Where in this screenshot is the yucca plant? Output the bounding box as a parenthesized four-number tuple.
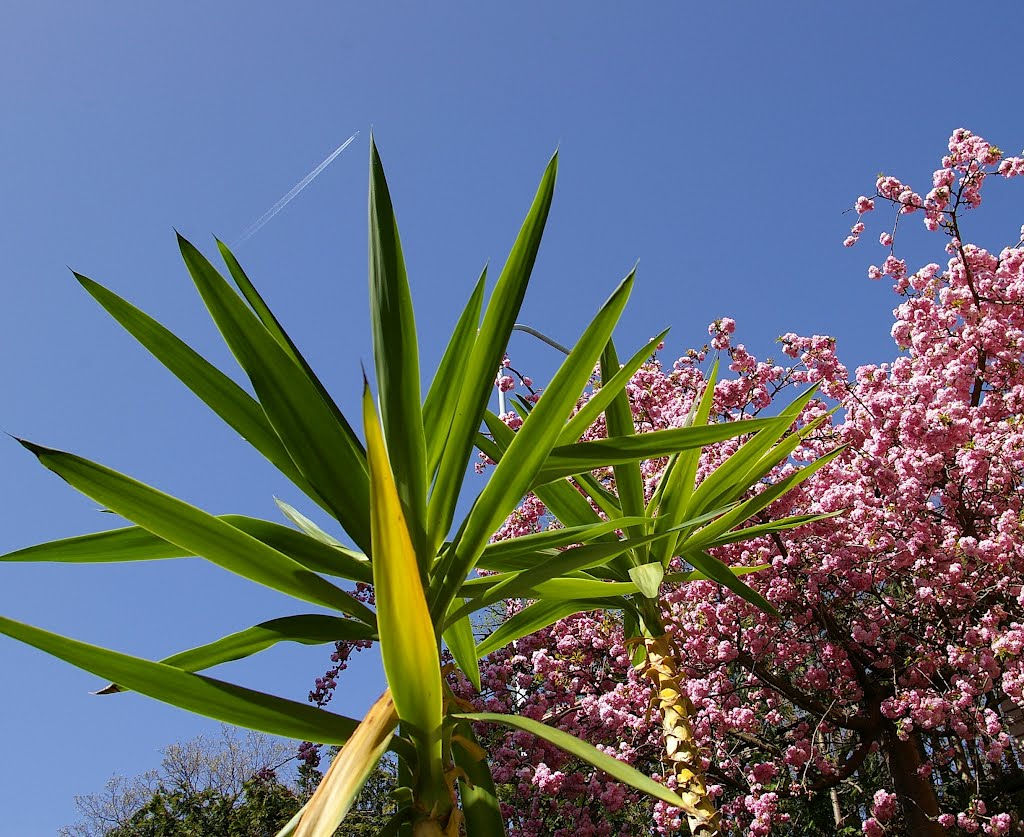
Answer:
(475, 346, 842, 834)
(1, 138, 821, 835)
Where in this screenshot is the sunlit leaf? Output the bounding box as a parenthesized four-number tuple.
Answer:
(363, 384, 442, 767)
(274, 498, 346, 547)
(433, 270, 635, 618)
(96, 615, 376, 694)
(0, 514, 373, 585)
(681, 550, 779, 617)
(295, 690, 398, 837)
(423, 267, 486, 481)
(679, 447, 844, 556)
(557, 329, 669, 446)
(17, 441, 364, 614)
(476, 517, 646, 572)
(368, 138, 429, 567)
(75, 273, 318, 502)
(443, 598, 481, 691)
(216, 239, 359, 442)
(452, 719, 503, 837)
(0, 615, 360, 745)
(453, 712, 699, 815)
(178, 235, 371, 553)
(532, 416, 778, 486)
(475, 598, 630, 659)
(650, 359, 719, 566)
(428, 152, 558, 554)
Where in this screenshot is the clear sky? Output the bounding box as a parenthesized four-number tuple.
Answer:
(2, 3, 1022, 833)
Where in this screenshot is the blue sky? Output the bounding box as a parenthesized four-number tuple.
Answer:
(2, 3, 1023, 832)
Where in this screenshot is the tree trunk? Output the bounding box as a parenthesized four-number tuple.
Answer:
(642, 634, 721, 836)
(884, 728, 946, 836)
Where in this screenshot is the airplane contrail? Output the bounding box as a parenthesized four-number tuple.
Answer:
(231, 132, 360, 247)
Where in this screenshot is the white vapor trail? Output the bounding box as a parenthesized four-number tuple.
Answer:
(231, 132, 360, 247)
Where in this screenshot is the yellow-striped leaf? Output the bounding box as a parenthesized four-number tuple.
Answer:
(363, 384, 442, 765)
(295, 689, 398, 837)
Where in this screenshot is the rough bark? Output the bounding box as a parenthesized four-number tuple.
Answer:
(642, 634, 721, 836)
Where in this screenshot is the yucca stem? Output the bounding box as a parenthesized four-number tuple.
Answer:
(412, 820, 446, 837)
(641, 633, 721, 836)
(410, 801, 461, 836)
(408, 739, 461, 837)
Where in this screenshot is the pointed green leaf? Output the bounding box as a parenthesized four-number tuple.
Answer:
(451, 518, 723, 624)
(682, 550, 778, 616)
(532, 478, 609, 533)
(663, 564, 768, 584)
(688, 410, 830, 534)
(644, 452, 677, 517)
(651, 360, 719, 566)
(423, 267, 487, 481)
(510, 392, 535, 416)
(223, 515, 371, 585)
(595, 338, 650, 562)
(433, 271, 635, 617)
(97, 614, 375, 693)
(1, 515, 373, 586)
(452, 712, 699, 815)
(178, 235, 371, 553)
(679, 447, 844, 556)
(18, 440, 366, 615)
(725, 412, 833, 504)
(368, 139, 428, 567)
(451, 720, 504, 837)
(684, 387, 818, 520)
(700, 511, 842, 549)
(476, 516, 647, 572)
(178, 513, 370, 584)
(443, 598, 481, 691)
(521, 577, 638, 598)
(0, 615, 360, 745)
(476, 598, 629, 659)
(481, 408, 619, 552)
(75, 273, 319, 504)
(532, 416, 778, 486)
(557, 330, 669, 446)
(363, 385, 442, 766)
(1, 524, 188, 565)
(216, 239, 360, 443)
(480, 408, 630, 580)
(573, 472, 623, 519)
(428, 152, 558, 554)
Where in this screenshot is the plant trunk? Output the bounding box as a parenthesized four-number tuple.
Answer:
(642, 634, 721, 836)
(884, 728, 946, 836)
(411, 809, 461, 837)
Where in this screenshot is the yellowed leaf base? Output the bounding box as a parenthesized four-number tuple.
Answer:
(642, 634, 721, 837)
(412, 806, 462, 837)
